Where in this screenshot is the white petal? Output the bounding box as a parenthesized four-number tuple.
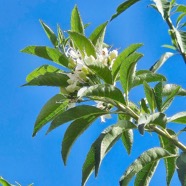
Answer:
(77, 87, 88, 97)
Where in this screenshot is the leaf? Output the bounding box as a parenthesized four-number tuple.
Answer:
(140, 98, 150, 114)
(154, 82, 163, 112)
(162, 84, 186, 96)
(159, 129, 178, 186)
(89, 22, 108, 50)
(119, 147, 175, 186)
(82, 121, 136, 186)
(176, 152, 186, 186)
(78, 84, 126, 105)
(21, 46, 69, 67)
(0, 177, 11, 186)
(33, 94, 69, 136)
(176, 5, 186, 13)
(168, 112, 186, 124)
(110, 0, 140, 21)
(112, 43, 143, 81)
(120, 53, 143, 94)
(134, 161, 159, 186)
(23, 65, 69, 87)
(48, 105, 109, 133)
(57, 24, 65, 45)
(150, 52, 174, 73)
(162, 44, 176, 50)
(71, 5, 84, 35)
(175, 30, 186, 54)
(62, 115, 98, 165)
(121, 129, 133, 155)
(132, 70, 166, 88)
(40, 20, 58, 47)
(84, 60, 113, 84)
(161, 86, 180, 112)
(68, 31, 96, 58)
(176, 13, 186, 27)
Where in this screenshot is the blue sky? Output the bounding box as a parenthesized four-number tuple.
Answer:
(0, 0, 186, 185)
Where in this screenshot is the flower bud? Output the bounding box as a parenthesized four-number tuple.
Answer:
(109, 50, 118, 61)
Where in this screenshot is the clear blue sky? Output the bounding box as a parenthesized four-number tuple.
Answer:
(0, 0, 186, 185)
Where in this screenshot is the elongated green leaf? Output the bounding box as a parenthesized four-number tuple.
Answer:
(176, 152, 186, 186)
(134, 161, 159, 186)
(162, 84, 186, 96)
(159, 129, 178, 186)
(85, 60, 113, 84)
(176, 13, 186, 27)
(82, 121, 136, 186)
(162, 44, 176, 50)
(33, 94, 69, 136)
(168, 112, 186, 124)
(121, 129, 133, 155)
(57, 24, 65, 46)
(132, 70, 166, 88)
(150, 52, 174, 73)
(162, 86, 180, 112)
(71, 5, 84, 35)
(0, 177, 11, 186)
(143, 81, 156, 113)
(112, 43, 143, 81)
(154, 82, 163, 112)
(78, 84, 126, 105)
(176, 5, 186, 13)
(89, 22, 108, 50)
(110, 0, 140, 21)
(40, 20, 58, 47)
(68, 31, 96, 58)
(175, 30, 186, 54)
(62, 115, 98, 165)
(120, 53, 143, 94)
(21, 46, 69, 67)
(120, 147, 175, 186)
(140, 98, 150, 114)
(48, 105, 108, 133)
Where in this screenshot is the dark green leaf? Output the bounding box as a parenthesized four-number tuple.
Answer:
(48, 105, 108, 133)
(140, 98, 150, 114)
(71, 5, 84, 35)
(168, 112, 186, 124)
(110, 0, 140, 21)
(40, 20, 58, 47)
(119, 147, 175, 186)
(175, 30, 186, 54)
(33, 94, 69, 136)
(21, 46, 69, 67)
(121, 129, 133, 154)
(154, 82, 163, 112)
(134, 161, 159, 186)
(68, 31, 96, 58)
(162, 84, 186, 96)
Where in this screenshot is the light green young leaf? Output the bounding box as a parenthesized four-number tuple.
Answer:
(162, 44, 176, 50)
(57, 24, 65, 46)
(176, 5, 186, 13)
(110, 0, 140, 21)
(40, 20, 58, 47)
(112, 43, 143, 81)
(150, 52, 174, 73)
(33, 94, 69, 136)
(162, 84, 186, 96)
(154, 82, 163, 112)
(0, 177, 11, 186)
(168, 112, 186, 124)
(134, 161, 159, 186)
(119, 147, 175, 186)
(82, 121, 136, 186)
(62, 115, 98, 165)
(71, 5, 84, 35)
(68, 31, 96, 58)
(21, 46, 69, 67)
(48, 105, 109, 133)
(159, 129, 178, 186)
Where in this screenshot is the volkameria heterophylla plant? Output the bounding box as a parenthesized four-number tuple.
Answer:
(20, 0, 186, 185)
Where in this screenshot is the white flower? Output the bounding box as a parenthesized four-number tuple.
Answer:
(109, 50, 118, 61)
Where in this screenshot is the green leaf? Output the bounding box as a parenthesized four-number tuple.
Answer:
(68, 31, 96, 58)
(62, 115, 98, 165)
(175, 30, 186, 54)
(85, 60, 113, 84)
(78, 84, 126, 105)
(162, 84, 186, 96)
(0, 177, 11, 186)
(162, 86, 180, 112)
(48, 105, 108, 133)
(57, 24, 65, 46)
(89, 22, 108, 50)
(134, 161, 159, 186)
(162, 44, 177, 50)
(150, 52, 174, 73)
(33, 94, 69, 136)
(132, 70, 166, 88)
(176, 5, 186, 13)
(143, 81, 156, 113)
(110, 0, 140, 21)
(176, 13, 186, 27)
(121, 129, 133, 155)
(120, 53, 143, 94)
(168, 112, 186, 124)
(82, 121, 136, 186)
(21, 46, 69, 67)
(40, 20, 58, 47)
(176, 152, 186, 186)
(112, 43, 143, 81)
(71, 5, 84, 35)
(119, 147, 175, 186)
(140, 98, 150, 114)
(159, 129, 178, 186)
(154, 82, 163, 112)
(23, 65, 69, 87)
